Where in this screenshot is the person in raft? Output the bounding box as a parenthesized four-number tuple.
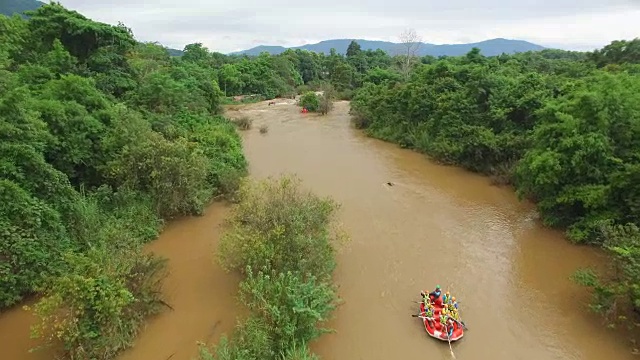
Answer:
(449, 297, 458, 310)
(442, 290, 451, 304)
(421, 298, 435, 318)
(447, 298, 460, 321)
(427, 285, 442, 300)
(441, 308, 455, 337)
(420, 290, 430, 304)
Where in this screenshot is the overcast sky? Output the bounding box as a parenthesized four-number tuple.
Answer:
(56, 0, 640, 53)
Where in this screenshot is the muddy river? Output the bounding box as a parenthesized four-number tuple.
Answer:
(0, 100, 636, 360)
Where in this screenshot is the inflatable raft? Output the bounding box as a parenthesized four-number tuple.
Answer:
(418, 299, 464, 342)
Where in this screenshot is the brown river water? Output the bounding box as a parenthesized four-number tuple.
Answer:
(0, 100, 636, 360)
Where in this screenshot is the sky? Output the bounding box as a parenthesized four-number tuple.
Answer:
(56, 0, 640, 53)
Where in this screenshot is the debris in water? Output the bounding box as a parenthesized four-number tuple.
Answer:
(386, 182, 394, 187)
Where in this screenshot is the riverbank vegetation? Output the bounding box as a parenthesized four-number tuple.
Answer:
(198, 175, 347, 359)
(1, 3, 245, 358)
(349, 38, 640, 329)
(299, 87, 337, 115)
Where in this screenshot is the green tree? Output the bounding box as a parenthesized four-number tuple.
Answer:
(346, 40, 362, 58)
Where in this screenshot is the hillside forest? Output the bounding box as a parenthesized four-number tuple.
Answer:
(2, 2, 640, 359)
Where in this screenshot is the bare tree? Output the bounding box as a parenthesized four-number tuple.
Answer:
(399, 28, 422, 80)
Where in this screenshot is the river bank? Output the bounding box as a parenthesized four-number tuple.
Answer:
(0, 203, 242, 360)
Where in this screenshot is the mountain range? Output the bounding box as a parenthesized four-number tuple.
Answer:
(0, 0, 44, 17)
(2, 0, 548, 57)
(231, 38, 547, 57)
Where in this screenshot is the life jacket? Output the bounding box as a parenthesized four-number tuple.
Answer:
(425, 306, 433, 317)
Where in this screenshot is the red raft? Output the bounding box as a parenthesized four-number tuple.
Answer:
(418, 299, 464, 342)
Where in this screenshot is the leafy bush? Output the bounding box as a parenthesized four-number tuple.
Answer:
(296, 84, 311, 95)
(318, 85, 336, 115)
(198, 317, 275, 360)
(0, 179, 71, 307)
(30, 245, 168, 359)
(202, 175, 346, 360)
(573, 221, 640, 324)
(238, 268, 337, 353)
(299, 92, 320, 112)
(217, 175, 344, 279)
(232, 116, 253, 130)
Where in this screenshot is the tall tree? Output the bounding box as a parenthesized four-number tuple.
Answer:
(346, 40, 362, 58)
(399, 28, 422, 80)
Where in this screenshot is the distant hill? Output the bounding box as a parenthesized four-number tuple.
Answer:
(167, 48, 184, 57)
(232, 38, 548, 57)
(1, 2, 544, 58)
(0, 0, 45, 17)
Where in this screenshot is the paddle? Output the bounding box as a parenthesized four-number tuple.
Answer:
(446, 323, 456, 359)
(412, 314, 434, 320)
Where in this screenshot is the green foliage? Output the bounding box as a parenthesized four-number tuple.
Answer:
(588, 38, 640, 68)
(318, 85, 336, 115)
(218, 176, 342, 279)
(31, 244, 168, 359)
(514, 72, 640, 242)
(572, 222, 640, 327)
(103, 120, 211, 218)
(299, 92, 320, 112)
(239, 268, 337, 353)
(231, 116, 253, 130)
(0, 179, 70, 307)
(203, 176, 346, 360)
(0, 3, 247, 359)
(198, 317, 277, 360)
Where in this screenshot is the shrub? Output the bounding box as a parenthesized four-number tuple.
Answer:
(296, 84, 311, 95)
(298, 92, 319, 112)
(318, 85, 336, 115)
(104, 133, 211, 218)
(232, 116, 253, 130)
(259, 124, 269, 134)
(336, 89, 353, 100)
(238, 267, 337, 353)
(573, 221, 640, 327)
(0, 179, 71, 307)
(30, 245, 168, 359)
(203, 175, 347, 360)
(198, 317, 274, 360)
(29, 186, 168, 359)
(217, 175, 344, 279)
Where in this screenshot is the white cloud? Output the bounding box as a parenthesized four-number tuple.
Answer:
(56, 0, 640, 53)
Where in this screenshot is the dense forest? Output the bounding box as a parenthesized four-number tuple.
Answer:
(3, 1, 640, 359)
(0, 3, 249, 358)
